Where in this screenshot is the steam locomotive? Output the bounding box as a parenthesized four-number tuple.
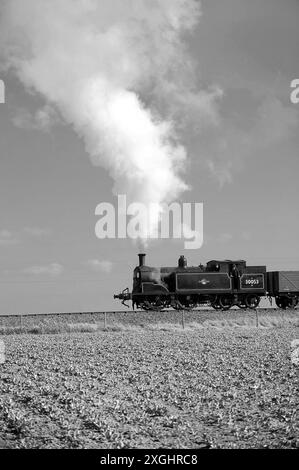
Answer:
(114, 254, 299, 311)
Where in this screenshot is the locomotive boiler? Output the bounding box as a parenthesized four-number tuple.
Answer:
(114, 254, 299, 311)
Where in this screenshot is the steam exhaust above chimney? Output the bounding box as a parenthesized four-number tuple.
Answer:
(138, 253, 146, 267)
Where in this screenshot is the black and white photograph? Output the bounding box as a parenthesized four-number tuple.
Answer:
(0, 0, 298, 458)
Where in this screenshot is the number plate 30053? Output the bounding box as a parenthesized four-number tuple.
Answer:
(241, 275, 264, 289)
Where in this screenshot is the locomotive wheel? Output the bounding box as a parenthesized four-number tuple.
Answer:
(140, 301, 153, 311)
(172, 297, 196, 311)
(237, 297, 247, 309)
(211, 301, 222, 310)
(182, 296, 197, 310)
(151, 297, 168, 311)
(187, 298, 197, 310)
(185, 302, 197, 310)
(275, 296, 288, 310)
(141, 297, 168, 311)
(238, 303, 247, 310)
(172, 299, 185, 310)
(211, 296, 222, 310)
(245, 294, 260, 309)
(219, 295, 234, 310)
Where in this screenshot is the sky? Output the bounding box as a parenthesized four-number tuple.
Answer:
(0, 0, 298, 314)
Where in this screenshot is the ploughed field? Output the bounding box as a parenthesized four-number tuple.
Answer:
(0, 310, 298, 449)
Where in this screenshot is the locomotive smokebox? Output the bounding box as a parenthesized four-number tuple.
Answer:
(138, 253, 146, 267)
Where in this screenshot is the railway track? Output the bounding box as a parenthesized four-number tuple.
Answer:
(0, 306, 294, 318)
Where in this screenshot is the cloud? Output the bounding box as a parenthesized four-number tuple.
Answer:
(0, 0, 222, 242)
(23, 227, 51, 237)
(12, 104, 59, 132)
(204, 94, 299, 187)
(87, 259, 113, 273)
(217, 232, 233, 243)
(0, 227, 51, 246)
(23, 263, 63, 276)
(206, 159, 233, 188)
(0, 230, 19, 246)
(241, 231, 252, 242)
(155, 83, 223, 131)
(254, 96, 299, 145)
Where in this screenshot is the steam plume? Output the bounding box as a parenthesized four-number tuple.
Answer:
(0, 0, 215, 240)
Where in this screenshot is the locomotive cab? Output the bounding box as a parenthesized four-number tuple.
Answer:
(206, 260, 246, 274)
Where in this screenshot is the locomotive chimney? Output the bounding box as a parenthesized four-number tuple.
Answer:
(178, 255, 187, 268)
(138, 253, 146, 267)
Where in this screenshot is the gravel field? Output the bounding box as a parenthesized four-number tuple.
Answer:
(0, 319, 298, 449)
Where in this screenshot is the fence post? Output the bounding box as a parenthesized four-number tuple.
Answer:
(255, 309, 259, 328)
(0, 340, 5, 364)
(104, 312, 107, 330)
(182, 310, 185, 330)
(20, 314, 24, 330)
